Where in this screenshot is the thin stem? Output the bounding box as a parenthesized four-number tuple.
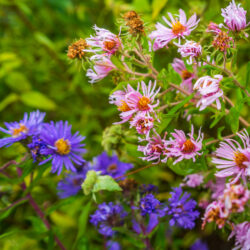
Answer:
(115, 164, 154, 180)
(0, 197, 28, 212)
(158, 88, 174, 97)
(205, 129, 244, 146)
(157, 101, 183, 112)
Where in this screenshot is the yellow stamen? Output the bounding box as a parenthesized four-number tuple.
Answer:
(182, 139, 195, 153)
(234, 152, 248, 169)
(138, 96, 150, 111)
(12, 124, 28, 138)
(181, 70, 192, 80)
(55, 138, 71, 155)
(118, 101, 131, 112)
(104, 40, 117, 51)
(172, 21, 186, 35)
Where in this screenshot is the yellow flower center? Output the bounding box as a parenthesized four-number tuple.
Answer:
(104, 40, 117, 51)
(181, 70, 192, 80)
(55, 138, 71, 155)
(182, 139, 195, 153)
(172, 21, 186, 35)
(12, 124, 28, 138)
(138, 96, 150, 111)
(234, 152, 248, 169)
(118, 100, 131, 112)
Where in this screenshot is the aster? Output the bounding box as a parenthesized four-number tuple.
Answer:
(106, 241, 121, 250)
(39, 121, 86, 175)
(90, 202, 127, 237)
(117, 81, 160, 124)
(129, 113, 154, 136)
(193, 75, 224, 111)
(190, 239, 208, 250)
(202, 200, 228, 229)
(212, 129, 250, 184)
(149, 9, 200, 51)
(175, 40, 202, 64)
(206, 22, 221, 34)
(139, 184, 158, 195)
(57, 167, 89, 198)
(229, 222, 250, 250)
(27, 136, 47, 161)
(139, 193, 163, 216)
(221, 0, 248, 32)
(182, 173, 204, 188)
(138, 131, 167, 163)
(221, 184, 249, 213)
(87, 56, 116, 83)
(86, 25, 122, 57)
(91, 152, 133, 180)
(172, 58, 195, 93)
(164, 125, 203, 164)
(166, 187, 199, 229)
(0, 110, 45, 148)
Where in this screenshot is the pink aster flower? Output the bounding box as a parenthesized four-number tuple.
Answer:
(212, 129, 250, 184)
(222, 184, 249, 213)
(206, 177, 226, 200)
(193, 75, 224, 111)
(175, 41, 202, 64)
(87, 57, 116, 83)
(164, 125, 203, 164)
(111, 81, 160, 124)
(206, 22, 221, 34)
(130, 113, 154, 136)
(229, 222, 250, 250)
(149, 9, 200, 51)
(138, 131, 167, 163)
(202, 200, 228, 229)
(221, 0, 248, 32)
(172, 58, 195, 93)
(86, 25, 122, 56)
(181, 173, 204, 188)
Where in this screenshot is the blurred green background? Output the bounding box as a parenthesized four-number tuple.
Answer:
(0, 0, 249, 249)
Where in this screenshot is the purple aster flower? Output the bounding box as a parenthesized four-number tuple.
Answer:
(190, 239, 209, 250)
(27, 136, 47, 161)
(91, 152, 133, 180)
(139, 194, 161, 216)
(106, 241, 121, 250)
(181, 174, 204, 188)
(0, 110, 45, 148)
(39, 121, 86, 175)
(166, 187, 199, 229)
(149, 9, 200, 50)
(221, 0, 248, 32)
(229, 222, 250, 250)
(212, 129, 250, 184)
(57, 167, 89, 198)
(164, 125, 203, 164)
(175, 40, 202, 64)
(193, 75, 224, 111)
(90, 202, 127, 237)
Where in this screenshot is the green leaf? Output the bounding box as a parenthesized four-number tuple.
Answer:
(226, 107, 239, 133)
(110, 55, 124, 70)
(246, 61, 250, 88)
(20, 91, 56, 110)
(5, 72, 31, 92)
(34, 32, 55, 50)
(92, 175, 122, 192)
(152, 0, 168, 19)
(158, 93, 194, 133)
(81, 170, 98, 195)
(0, 93, 19, 111)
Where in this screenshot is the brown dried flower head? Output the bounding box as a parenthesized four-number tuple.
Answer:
(212, 31, 233, 52)
(67, 38, 88, 60)
(119, 178, 138, 193)
(123, 11, 144, 36)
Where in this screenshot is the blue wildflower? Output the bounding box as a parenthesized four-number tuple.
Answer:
(106, 240, 121, 250)
(91, 152, 133, 179)
(39, 121, 86, 174)
(139, 194, 161, 216)
(190, 239, 209, 250)
(0, 110, 45, 148)
(90, 202, 127, 237)
(166, 187, 199, 229)
(57, 166, 89, 198)
(27, 136, 47, 161)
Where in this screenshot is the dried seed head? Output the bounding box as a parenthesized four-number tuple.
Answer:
(123, 11, 139, 21)
(67, 39, 88, 60)
(119, 179, 138, 193)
